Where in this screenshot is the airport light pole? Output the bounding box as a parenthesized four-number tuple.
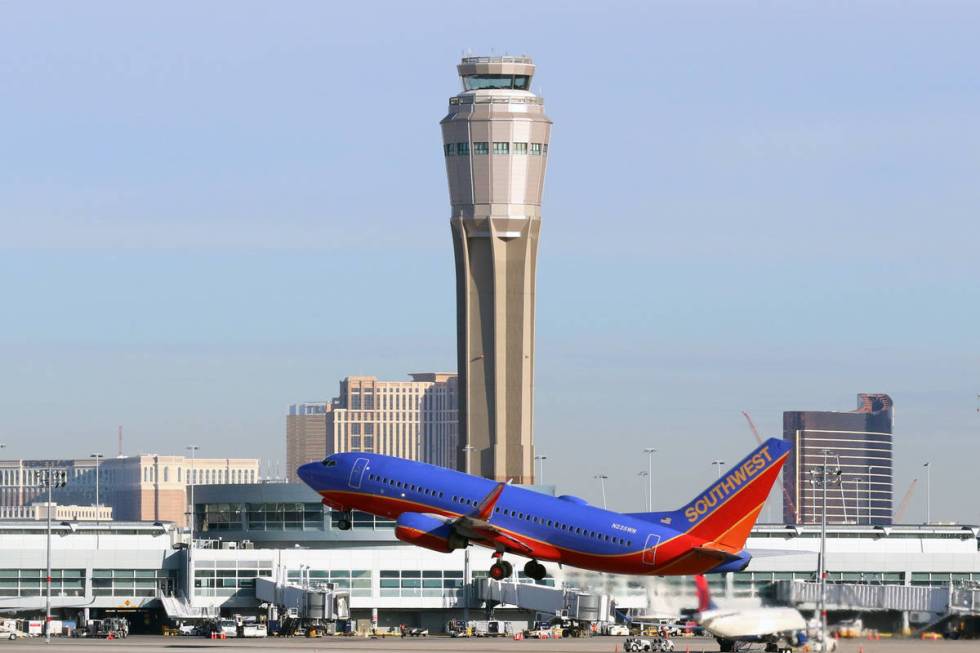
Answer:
(643, 448, 656, 511)
(809, 450, 842, 651)
(461, 445, 475, 625)
(594, 474, 608, 509)
(638, 471, 649, 512)
(89, 453, 103, 527)
(711, 460, 725, 479)
(186, 445, 199, 603)
(39, 466, 67, 643)
(923, 462, 931, 524)
(534, 455, 547, 484)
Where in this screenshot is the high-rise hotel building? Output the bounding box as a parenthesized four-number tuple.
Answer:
(285, 373, 459, 480)
(783, 393, 894, 525)
(441, 56, 551, 483)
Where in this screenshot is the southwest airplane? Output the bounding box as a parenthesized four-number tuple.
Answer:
(297, 438, 790, 581)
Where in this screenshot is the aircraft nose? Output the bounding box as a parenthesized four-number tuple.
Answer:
(296, 462, 320, 488)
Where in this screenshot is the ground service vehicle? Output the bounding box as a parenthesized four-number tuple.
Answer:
(625, 636, 675, 651)
(242, 622, 267, 637)
(603, 624, 629, 636)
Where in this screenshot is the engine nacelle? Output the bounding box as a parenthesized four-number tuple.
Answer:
(395, 512, 467, 553)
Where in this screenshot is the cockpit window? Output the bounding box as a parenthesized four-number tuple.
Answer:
(322, 459, 337, 468)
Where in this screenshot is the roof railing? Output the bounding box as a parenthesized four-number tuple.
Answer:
(461, 56, 533, 64)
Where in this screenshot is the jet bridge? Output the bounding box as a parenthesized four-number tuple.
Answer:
(476, 578, 611, 621)
(254, 577, 350, 620)
(775, 580, 980, 616)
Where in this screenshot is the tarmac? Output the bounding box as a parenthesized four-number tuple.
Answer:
(0, 636, 976, 652)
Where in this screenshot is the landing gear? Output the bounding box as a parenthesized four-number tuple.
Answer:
(524, 559, 547, 581)
(488, 559, 513, 580)
(335, 511, 352, 531)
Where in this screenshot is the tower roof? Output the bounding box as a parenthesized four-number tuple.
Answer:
(458, 56, 535, 79)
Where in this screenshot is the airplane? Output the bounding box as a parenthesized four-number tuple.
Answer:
(297, 438, 790, 581)
(693, 574, 809, 652)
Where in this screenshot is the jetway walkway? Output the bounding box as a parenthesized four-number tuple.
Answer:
(775, 580, 980, 616)
(254, 577, 350, 620)
(476, 579, 611, 621)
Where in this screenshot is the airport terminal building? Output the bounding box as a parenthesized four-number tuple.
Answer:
(1, 481, 979, 634)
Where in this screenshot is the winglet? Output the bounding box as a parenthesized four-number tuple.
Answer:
(474, 482, 506, 521)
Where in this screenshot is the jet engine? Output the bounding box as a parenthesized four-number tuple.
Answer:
(395, 512, 467, 553)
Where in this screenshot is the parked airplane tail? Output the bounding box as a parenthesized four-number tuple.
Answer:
(629, 438, 791, 554)
(694, 574, 718, 612)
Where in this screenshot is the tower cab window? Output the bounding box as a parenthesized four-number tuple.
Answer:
(463, 74, 531, 91)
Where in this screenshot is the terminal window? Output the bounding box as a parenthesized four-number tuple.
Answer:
(287, 569, 371, 597)
(0, 568, 84, 597)
(380, 569, 463, 598)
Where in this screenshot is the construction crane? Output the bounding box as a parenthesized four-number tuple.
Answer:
(741, 411, 797, 520)
(894, 478, 918, 523)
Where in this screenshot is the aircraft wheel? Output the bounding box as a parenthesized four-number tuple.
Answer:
(489, 562, 507, 580)
(523, 560, 546, 581)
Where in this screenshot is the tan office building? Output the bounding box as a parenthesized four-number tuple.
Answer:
(286, 373, 459, 479)
(441, 56, 551, 483)
(0, 456, 259, 527)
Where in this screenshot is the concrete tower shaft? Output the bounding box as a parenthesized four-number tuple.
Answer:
(440, 56, 552, 483)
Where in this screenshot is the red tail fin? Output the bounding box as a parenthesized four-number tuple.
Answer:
(680, 438, 791, 552)
(694, 575, 715, 612)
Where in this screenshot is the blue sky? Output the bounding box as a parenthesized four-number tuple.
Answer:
(1, 1, 978, 522)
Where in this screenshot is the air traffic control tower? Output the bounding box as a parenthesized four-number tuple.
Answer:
(440, 56, 552, 483)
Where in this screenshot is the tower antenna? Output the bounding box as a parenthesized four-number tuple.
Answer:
(117, 425, 123, 457)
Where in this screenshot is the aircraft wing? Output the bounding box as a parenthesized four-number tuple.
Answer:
(451, 482, 536, 555)
(461, 519, 536, 555)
